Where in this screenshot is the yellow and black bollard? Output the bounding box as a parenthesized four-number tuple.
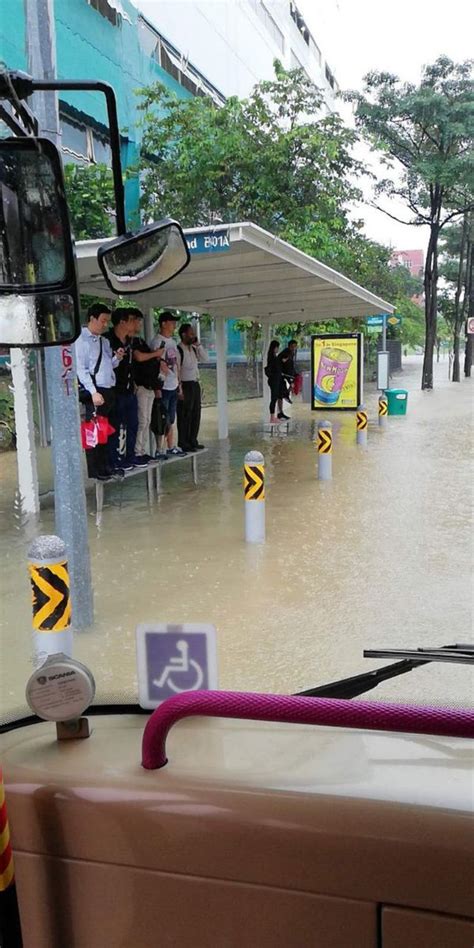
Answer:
(244, 451, 265, 543)
(378, 396, 388, 428)
(0, 768, 23, 947)
(356, 407, 368, 446)
(28, 535, 73, 668)
(317, 420, 332, 480)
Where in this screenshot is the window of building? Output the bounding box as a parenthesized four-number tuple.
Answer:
(60, 115, 112, 166)
(249, 0, 285, 53)
(137, 17, 226, 107)
(289, 1, 310, 46)
(87, 0, 120, 27)
(325, 64, 335, 90)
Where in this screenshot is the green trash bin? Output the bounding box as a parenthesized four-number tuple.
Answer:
(385, 388, 408, 416)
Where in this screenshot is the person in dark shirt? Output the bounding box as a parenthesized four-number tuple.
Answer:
(277, 339, 298, 419)
(265, 340, 281, 424)
(106, 307, 146, 471)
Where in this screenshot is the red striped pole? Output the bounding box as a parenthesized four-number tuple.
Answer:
(0, 768, 22, 946)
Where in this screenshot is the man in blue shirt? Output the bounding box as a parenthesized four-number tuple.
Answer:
(75, 303, 124, 480)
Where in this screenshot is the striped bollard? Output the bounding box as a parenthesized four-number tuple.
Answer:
(28, 536, 73, 668)
(317, 420, 332, 480)
(244, 451, 265, 543)
(378, 396, 388, 428)
(0, 768, 23, 947)
(356, 407, 368, 446)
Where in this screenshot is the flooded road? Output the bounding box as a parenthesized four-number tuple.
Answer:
(1, 356, 472, 720)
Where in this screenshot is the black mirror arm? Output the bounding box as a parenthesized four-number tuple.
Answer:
(25, 79, 126, 236)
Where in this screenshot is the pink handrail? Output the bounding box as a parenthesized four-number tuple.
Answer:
(142, 690, 474, 770)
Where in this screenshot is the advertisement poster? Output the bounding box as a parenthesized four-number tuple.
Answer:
(311, 333, 363, 410)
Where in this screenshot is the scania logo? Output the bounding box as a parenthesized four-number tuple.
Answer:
(48, 671, 75, 681)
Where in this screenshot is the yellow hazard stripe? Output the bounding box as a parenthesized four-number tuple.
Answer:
(0, 858, 15, 892)
(0, 821, 10, 854)
(244, 464, 265, 500)
(356, 413, 368, 430)
(318, 430, 332, 454)
(29, 561, 71, 632)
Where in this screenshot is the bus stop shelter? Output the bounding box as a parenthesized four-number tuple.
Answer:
(76, 222, 395, 439)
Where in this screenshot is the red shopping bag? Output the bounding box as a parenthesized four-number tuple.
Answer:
(293, 373, 303, 396)
(81, 415, 115, 449)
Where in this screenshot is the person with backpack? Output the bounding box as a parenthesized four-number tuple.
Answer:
(265, 339, 281, 424)
(150, 312, 184, 457)
(75, 303, 124, 480)
(177, 323, 208, 452)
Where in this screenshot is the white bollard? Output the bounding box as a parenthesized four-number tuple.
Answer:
(356, 407, 368, 446)
(317, 420, 332, 480)
(28, 535, 73, 668)
(378, 396, 388, 428)
(244, 451, 265, 543)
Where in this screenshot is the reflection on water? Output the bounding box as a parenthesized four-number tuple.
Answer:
(0, 357, 472, 718)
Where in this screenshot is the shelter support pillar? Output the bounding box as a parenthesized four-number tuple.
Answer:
(10, 348, 40, 515)
(215, 316, 229, 440)
(262, 322, 272, 421)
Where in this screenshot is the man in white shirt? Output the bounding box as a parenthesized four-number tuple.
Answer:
(177, 323, 208, 451)
(75, 303, 124, 480)
(151, 311, 184, 457)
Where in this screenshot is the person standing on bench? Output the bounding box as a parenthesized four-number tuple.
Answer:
(133, 320, 169, 459)
(177, 323, 208, 452)
(75, 303, 124, 481)
(151, 312, 184, 457)
(106, 307, 147, 472)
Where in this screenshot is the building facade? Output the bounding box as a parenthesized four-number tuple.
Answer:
(390, 249, 424, 278)
(137, 0, 338, 107)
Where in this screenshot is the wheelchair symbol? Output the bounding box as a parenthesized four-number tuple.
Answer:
(153, 640, 204, 694)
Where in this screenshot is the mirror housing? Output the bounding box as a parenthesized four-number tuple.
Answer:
(0, 137, 81, 346)
(97, 220, 190, 296)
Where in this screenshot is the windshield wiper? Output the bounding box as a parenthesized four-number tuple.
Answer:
(295, 643, 473, 700)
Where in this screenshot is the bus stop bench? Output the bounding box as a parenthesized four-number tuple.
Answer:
(94, 450, 208, 526)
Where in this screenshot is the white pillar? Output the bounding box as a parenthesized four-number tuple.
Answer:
(144, 307, 154, 344)
(262, 322, 272, 421)
(215, 316, 229, 440)
(10, 348, 40, 515)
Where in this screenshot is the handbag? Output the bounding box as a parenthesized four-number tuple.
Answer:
(80, 414, 115, 450)
(78, 338, 103, 404)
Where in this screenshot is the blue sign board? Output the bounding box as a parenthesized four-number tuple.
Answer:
(366, 315, 385, 327)
(136, 623, 218, 709)
(186, 230, 231, 254)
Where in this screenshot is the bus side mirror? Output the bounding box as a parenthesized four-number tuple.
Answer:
(0, 137, 81, 346)
(97, 220, 190, 295)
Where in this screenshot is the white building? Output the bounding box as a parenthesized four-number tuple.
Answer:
(136, 0, 339, 108)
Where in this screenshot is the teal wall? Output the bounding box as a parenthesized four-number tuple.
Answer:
(0, 0, 191, 224)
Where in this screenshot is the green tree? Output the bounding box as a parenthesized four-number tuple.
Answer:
(347, 57, 474, 390)
(64, 163, 115, 239)
(439, 215, 473, 380)
(138, 62, 362, 238)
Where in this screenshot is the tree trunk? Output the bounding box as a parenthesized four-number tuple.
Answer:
(422, 223, 439, 390)
(451, 214, 469, 383)
(464, 334, 473, 377)
(464, 229, 473, 378)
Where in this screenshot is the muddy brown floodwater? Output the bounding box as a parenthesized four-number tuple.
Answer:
(0, 356, 472, 720)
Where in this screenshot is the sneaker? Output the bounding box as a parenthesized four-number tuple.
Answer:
(96, 472, 113, 482)
(191, 443, 205, 450)
(154, 452, 169, 461)
(115, 461, 134, 473)
(167, 447, 187, 456)
(277, 412, 290, 421)
(132, 455, 150, 467)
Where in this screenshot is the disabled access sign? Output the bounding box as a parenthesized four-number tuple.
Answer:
(136, 623, 218, 709)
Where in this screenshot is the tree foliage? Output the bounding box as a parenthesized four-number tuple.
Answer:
(347, 57, 474, 390)
(439, 214, 473, 379)
(64, 163, 115, 240)
(138, 61, 362, 238)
